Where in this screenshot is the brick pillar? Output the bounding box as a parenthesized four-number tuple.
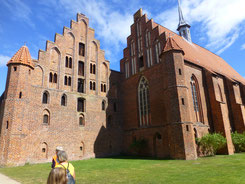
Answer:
(225, 80, 245, 133)
(204, 70, 234, 155)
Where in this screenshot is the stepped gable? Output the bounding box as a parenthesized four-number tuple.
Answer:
(157, 23, 245, 84)
(162, 36, 185, 55)
(7, 45, 34, 69)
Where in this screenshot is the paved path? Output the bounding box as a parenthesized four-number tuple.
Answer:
(0, 173, 20, 184)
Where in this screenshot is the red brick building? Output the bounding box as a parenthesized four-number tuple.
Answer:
(0, 6, 245, 165)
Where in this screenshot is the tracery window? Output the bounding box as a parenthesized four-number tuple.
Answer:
(138, 77, 150, 126)
(190, 75, 203, 122)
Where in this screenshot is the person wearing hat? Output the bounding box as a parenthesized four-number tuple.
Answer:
(51, 146, 63, 168)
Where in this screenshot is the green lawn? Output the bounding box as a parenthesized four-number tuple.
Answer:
(1, 154, 245, 184)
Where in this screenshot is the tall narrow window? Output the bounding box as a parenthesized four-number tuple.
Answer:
(103, 84, 106, 92)
(69, 57, 72, 68)
(190, 76, 203, 122)
(77, 98, 85, 112)
(79, 43, 85, 56)
(90, 81, 93, 90)
(49, 73, 53, 83)
(90, 63, 93, 74)
(42, 91, 49, 104)
(64, 76, 68, 85)
(6, 121, 9, 129)
(101, 84, 104, 92)
(68, 77, 71, 86)
(54, 73, 57, 83)
(155, 40, 161, 64)
(93, 64, 96, 74)
(43, 115, 49, 124)
(61, 94, 67, 106)
(78, 61, 84, 76)
(139, 56, 144, 68)
(138, 77, 150, 126)
(43, 110, 50, 124)
(78, 79, 84, 93)
(93, 82, 96, 90)
(19, 92, 22, 99)
(79, 115, 85, 126)
(65, 56, 69, 67)
(102, 100, 106, 111)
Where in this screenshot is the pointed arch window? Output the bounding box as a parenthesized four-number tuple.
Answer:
(42, 91, 49, 104)
(64, 76, 68, 85)
(65, 56, 69, 67)
(69, 57, 72, 68)
(190, 75, 203, 122)
(53, 73, 57, 83)
(68, 77, 71, 86)
(61, 94, 67, 106)
(138, 77, 151, 126)
(43, 109, 50, 124)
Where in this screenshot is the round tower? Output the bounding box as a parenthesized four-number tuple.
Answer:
(0, 45, 34, 166)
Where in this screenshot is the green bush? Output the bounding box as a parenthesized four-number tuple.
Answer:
(196, 133, 226, 156)
(231, 132, 245, 152)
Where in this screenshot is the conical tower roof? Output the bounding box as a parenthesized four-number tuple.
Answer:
(162, 36, 185, 55)
(7, 45, 34, 69)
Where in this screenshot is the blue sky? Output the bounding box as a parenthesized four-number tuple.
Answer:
(0, 0, 245, 95)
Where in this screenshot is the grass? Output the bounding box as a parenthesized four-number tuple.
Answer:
(1, 153, 245, 184)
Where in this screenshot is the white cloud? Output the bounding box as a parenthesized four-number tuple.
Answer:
(2, 0, 34, 28)
(0, 55, 11, 67)
(241, 43, 245, 50)
(38, 0, 133, 63)
(155, 0, 245, 54)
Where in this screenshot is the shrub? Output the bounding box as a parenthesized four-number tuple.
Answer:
(196, 133, 226, 156)
(231, 132, 245, 152)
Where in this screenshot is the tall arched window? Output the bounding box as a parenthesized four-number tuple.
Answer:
(53, 73, 57, 83)
(69, 57, 72, 68)
(42, 91, 49, 104)
(68, 77, 71, 86)
(90, 81, 93, 90)
(138, 77, 150, 126)
(43, 109, 50, 124)
(61, 94, 67, 106)
(49, 72, 53, 83)
(190, 75, 203, 122)
(64, 76, 68, 85)
(65, 56, 69, 67)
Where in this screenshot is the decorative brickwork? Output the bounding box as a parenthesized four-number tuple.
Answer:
(0, 9, 245, 165)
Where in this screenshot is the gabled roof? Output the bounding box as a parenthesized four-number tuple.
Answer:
(158, 25, 245, 84)
(7, 45, 34, 69)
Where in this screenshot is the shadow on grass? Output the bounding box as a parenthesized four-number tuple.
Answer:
(97, 154, 174, 161)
